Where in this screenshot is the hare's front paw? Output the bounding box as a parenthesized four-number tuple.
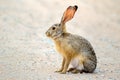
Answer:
(60, 71, 66, 74)
(55, 69, 62, 73)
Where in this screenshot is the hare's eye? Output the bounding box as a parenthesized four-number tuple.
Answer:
(52, 27, 55, 30)
(58, 24, 61, 26)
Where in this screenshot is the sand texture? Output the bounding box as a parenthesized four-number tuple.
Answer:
(0, 0, 120, 80)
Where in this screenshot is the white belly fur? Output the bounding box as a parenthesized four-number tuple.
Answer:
(70, 57, 84, 70)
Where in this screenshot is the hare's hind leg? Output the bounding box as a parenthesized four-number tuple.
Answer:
(83, 59, 97, 73)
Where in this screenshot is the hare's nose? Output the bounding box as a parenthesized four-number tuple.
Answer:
(45, 31, 50, 37)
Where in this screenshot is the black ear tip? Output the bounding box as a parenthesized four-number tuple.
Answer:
(74, 5, 78, 10)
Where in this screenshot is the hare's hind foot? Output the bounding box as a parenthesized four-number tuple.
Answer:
(71, 69, 80, 74)
(67, 68, 75, 72)
(67, 68, 82, 74)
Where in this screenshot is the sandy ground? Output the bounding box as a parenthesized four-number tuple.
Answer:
(0, 0, 120, 80)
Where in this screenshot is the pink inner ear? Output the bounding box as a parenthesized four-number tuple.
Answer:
(62, 6, 76, 24)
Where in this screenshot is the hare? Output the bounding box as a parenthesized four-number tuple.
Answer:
(46, 5, 97, 74)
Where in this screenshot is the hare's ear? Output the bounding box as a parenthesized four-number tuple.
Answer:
(60, 5, 78, 24)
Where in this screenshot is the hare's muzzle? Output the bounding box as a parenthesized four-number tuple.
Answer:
(45, 31, 50, 37)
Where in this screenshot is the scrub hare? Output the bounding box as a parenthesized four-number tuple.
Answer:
(46, 5, 97, 74)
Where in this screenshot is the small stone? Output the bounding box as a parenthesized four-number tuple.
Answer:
(101, 75, 105, 77)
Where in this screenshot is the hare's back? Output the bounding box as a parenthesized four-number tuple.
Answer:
(67, 34, 95, 54)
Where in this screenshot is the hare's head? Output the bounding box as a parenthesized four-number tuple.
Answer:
(46, 5, 78, 39)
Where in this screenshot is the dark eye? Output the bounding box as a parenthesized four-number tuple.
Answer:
(58, 24, 61, 26)
(52, 27, 55, 30)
